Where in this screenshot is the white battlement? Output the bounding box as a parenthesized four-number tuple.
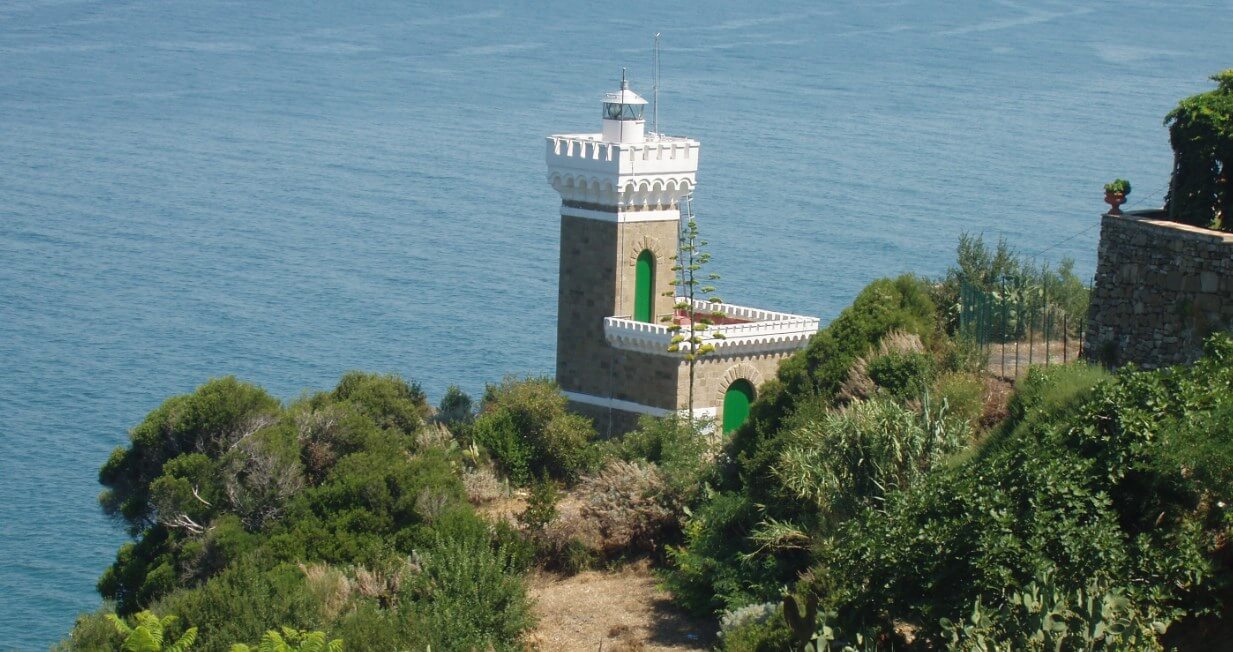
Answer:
(546, 133, 700, 217)
(603, 298, 820, 356)
(548, 134, 698, 161)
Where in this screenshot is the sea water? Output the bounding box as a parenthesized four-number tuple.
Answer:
(1, 0, 1229, 647)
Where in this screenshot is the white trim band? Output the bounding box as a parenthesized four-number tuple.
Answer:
(563, 391, 717, 419)
(561, 207, 682, 224)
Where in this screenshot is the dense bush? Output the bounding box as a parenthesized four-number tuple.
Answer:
(577, 459, 675, 557)
(838, 330, 926, 404)
(329, 371, 431, 434)
(731, 275, 939, 493)
(769, 399, 969, 530)
(807, 337, 1233, 646)
(68, 372, 536, 651)
(933, 371, 986, 429)
(470, 377, 597, 484)
(941, 577, 1166, 651)
(666, 490, 786, 614)
(665, 236, 1232, 652)
(669, 397, 971, 616)
(435, 384, 474, 426)
(399, 531, 534, 651)
(99, 376, 281, 536)
(1164, 70, 1233, 230)
(867, 351, 935, 401)
(667, 276, 954, 617)
(718, 602, 792, 652)
(615, 414, 715, 501)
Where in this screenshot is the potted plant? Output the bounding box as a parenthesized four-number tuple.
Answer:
(1104, 178, 1131, 215)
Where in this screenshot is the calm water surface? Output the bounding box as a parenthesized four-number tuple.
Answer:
(2, 0, 1230, 647)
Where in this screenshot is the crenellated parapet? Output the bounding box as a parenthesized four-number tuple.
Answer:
(546, 134, 699, 218)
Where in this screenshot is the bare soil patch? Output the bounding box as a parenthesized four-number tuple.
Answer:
(980, 375, 1014, 429)
(985, 338, 1083, 381)
(525, 559, 714, 651)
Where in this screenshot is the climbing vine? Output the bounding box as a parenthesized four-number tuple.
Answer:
(1164, 69, 1233, 231)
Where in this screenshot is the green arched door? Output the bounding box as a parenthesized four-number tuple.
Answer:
(722, 379, 755, 434)
(634, 249, 655, 323)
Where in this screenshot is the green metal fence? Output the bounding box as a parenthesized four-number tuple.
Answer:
(958, 276, 1089, 378)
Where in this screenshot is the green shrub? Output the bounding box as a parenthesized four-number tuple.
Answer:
(470, 410, 533, 483)
(99, 377, 280, 535)
(808, 336, 1233, 645)
(938, 333, 988, 375)
(994, 362, 1112, 450)
(72, 369, 540, 652)
(867, 351, 935, 401)
(617, 414, 714, 501)
(1164, 70, 1233, 230)
(331, 602, 405, 651)
(54, 606, 123, 651)
(472, 377, 596, 483)
(666, 491, 786, 615)
(151, 558, 321, 651)
(229, 628, 342, 652)
(941, 576, 1166, 651)
(769, 399, 969, 529)
(517, 475, 560, 534)
(732, 276, 938, 478)
(718, 602, 793, 652)
(934, 372, 986, 429)
(1153, 402, 1233, 506)
(435, 385, 473, 426)
(402, 532, 534, 651)
(933, 234, 1090, 338)
(330, 371, 429, 435)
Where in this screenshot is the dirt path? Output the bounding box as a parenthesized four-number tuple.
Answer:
(525, 560, 714, 651)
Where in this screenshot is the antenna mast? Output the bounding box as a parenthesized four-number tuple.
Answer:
(652, 33, 660, 139)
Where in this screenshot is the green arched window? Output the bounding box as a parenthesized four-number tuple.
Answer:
(634, 249, 655, 323)
(722, 379, 755, 434)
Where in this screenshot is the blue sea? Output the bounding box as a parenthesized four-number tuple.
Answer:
(1, 0, 1229, 647)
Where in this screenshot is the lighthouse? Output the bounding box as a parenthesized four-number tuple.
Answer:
(546, 77, 818, 436)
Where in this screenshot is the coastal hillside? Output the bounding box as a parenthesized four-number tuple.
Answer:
(59, 231, 1233, 650)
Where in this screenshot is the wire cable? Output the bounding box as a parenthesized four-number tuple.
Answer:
(1027, 184, 1168, 260)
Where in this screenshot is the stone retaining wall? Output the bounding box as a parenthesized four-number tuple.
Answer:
(1085, 210, 1233, 368)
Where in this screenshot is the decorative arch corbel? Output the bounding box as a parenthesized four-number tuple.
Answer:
(715, 363, 765, 405)
(628, 234, 668, 269)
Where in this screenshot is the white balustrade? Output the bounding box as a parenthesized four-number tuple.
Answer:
(603, 299, 820, 356)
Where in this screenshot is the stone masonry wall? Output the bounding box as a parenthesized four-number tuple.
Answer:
(571, 349, 791, 438)
(1085, 210, 1233, 368)
(556, 214, 617, 398)
(555, 213, 679, 399)
(566, 401, 644, 440)
(684, 351, 792, 415)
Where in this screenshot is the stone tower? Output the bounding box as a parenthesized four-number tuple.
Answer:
(546, 77, 818, 436)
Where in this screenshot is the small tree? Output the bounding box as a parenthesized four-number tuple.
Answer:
(662, 198, 725, 417)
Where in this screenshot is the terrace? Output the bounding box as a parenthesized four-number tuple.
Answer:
(604, 298, 820, 356)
